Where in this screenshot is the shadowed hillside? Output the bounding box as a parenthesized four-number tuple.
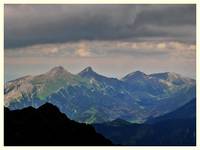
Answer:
(93, 99, 196, 146)
(4, 103, 112, 146)
(147, 98, 196, 124)
(94, 119, 195, 146)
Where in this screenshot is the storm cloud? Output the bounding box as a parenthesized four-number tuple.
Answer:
(5, 4, 196, 49)
(4, 4, 196, 81)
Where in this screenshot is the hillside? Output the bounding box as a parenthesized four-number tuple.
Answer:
(93, 99, 196, 146)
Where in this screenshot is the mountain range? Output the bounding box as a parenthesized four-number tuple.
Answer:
(4, 66, 196, 123)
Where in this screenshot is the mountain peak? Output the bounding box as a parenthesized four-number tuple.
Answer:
(47, 66, 69, 76)
(150, 72, 181, 81)
(150, 72, 195, 85)
(132, 71, 146, 76)
(85, 66, 94, 72)
(39, 102, 58, 110)
(49, 66, 65, 72)
(122, 70, 147, 81)
(38, 102, 62, 115)
(78, 66, 97, 77)
(82, 66, 94, 72)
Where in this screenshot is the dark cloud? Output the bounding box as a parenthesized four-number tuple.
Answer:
(4, 4, 196, 49)
(134, 5, 195, 26)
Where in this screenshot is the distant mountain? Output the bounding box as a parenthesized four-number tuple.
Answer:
(147, 98, 196, 124)
(4, 66, 84, 104)
(4, 103, 113, 146)
(122, 70, 166, 95)
(4, 66, 196, 123)
(78, 66, 124, 89)
(93, 98, 196, 146)
(122, 70, 148, 80)
(78, 66, 103, 80)
(122, 71, 195, 95)
(150, 72, 195, 85)
(121, 70, 195, 117)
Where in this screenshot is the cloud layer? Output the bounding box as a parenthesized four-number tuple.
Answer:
(5, 40, 195, 58)
(5, 40, 196, 80)
(5, 4, 196, 49)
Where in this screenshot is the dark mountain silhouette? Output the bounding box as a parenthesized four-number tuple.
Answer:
(4, 103, 113, 146)
(93, 99, 196, 146)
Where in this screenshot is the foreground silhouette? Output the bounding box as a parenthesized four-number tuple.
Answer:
(4, 103, 112, 146)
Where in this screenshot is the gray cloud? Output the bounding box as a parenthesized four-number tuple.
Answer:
(4, 4, 196, 49)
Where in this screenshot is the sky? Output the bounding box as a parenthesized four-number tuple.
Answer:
(4, 4, 196, 81)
